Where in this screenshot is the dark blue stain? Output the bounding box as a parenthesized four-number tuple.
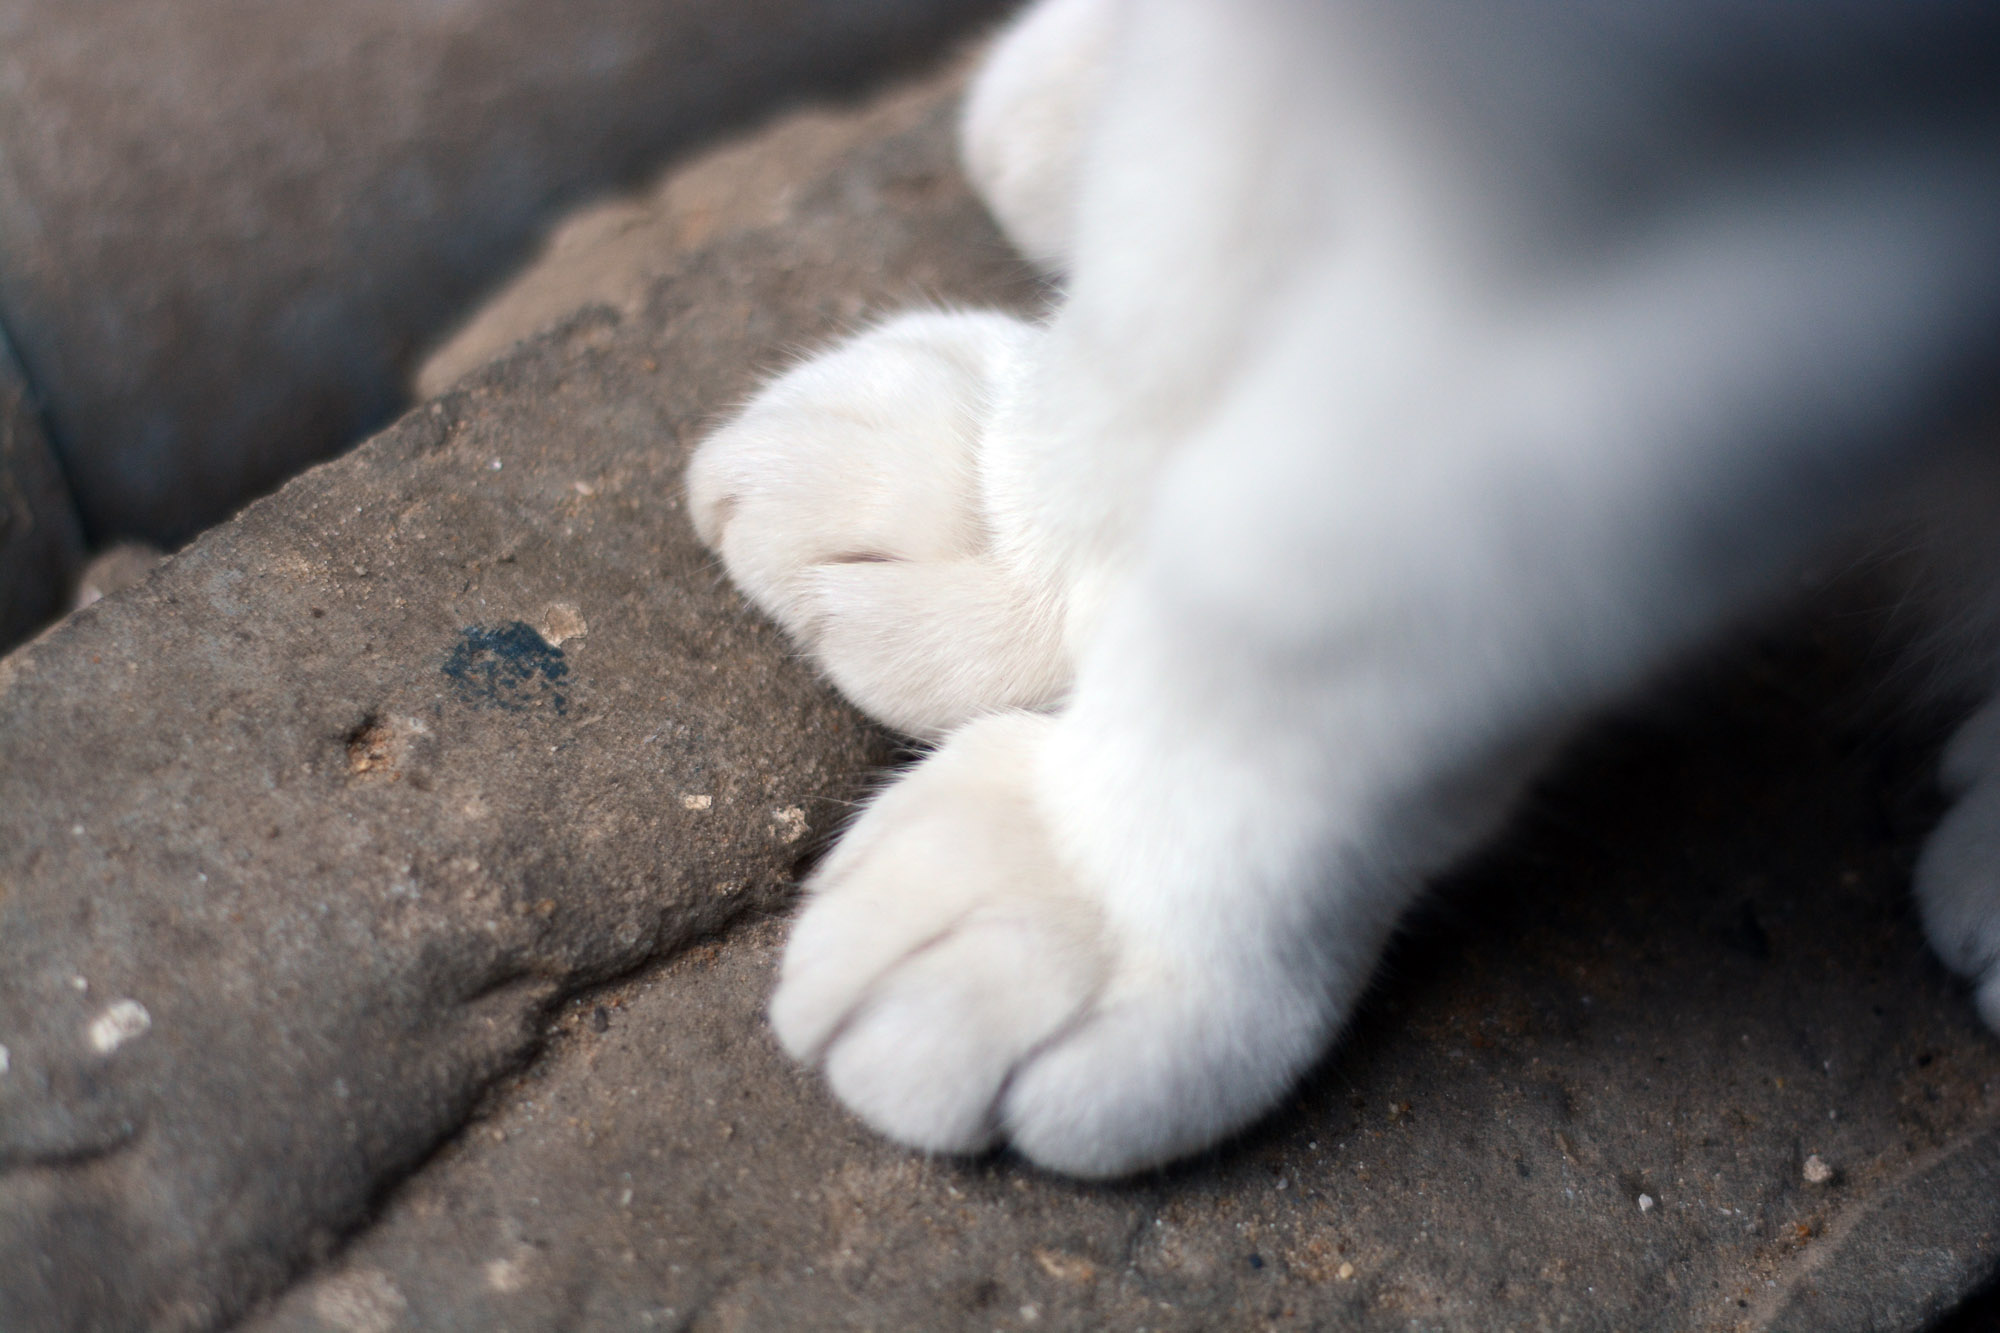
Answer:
(443, 622, 569, 714)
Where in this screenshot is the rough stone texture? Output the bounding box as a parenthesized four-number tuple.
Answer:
(0, 66, 1033, 1333)
(1769, 1122, 2000, 1330)
(0, 0, 1008, 546)
(8, 58, 2000, 1333)
(0, 322, 83, 648)
(237, 620, 2000, 1333)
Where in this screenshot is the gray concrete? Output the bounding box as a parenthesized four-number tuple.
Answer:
(5, 62, 2000, 1333)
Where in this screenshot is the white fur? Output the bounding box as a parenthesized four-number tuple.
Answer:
(686, 311, 1069, 739)
(691, 0, 2000, 1174)
(958, 0, 1115, 273)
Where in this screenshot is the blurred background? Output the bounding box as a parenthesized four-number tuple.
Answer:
(0, 0, 1008, 648)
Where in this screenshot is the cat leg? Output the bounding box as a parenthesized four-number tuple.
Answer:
(767, 145, 2000, 1175)
(690, 0, 1317, 739)
(959, 0, 1117, 273)
(771, 658, 1550, 1175)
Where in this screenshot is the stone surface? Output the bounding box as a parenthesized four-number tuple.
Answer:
(238, 617, 2000, 1333)
(0, 66, 1035, 1333)
(0, 0, 1008, 545)
(0, 322, 83, 649)
(8, 55, 2000, 1333)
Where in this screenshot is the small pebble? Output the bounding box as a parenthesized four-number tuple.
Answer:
(1803, 1154, 1834, 1185)
(538, 602, 587, 645)
(87, 999, 151, 1054)
(1336, 1262, 1355, 1281)
(770, 806, 809, 844)
(0, 1043, 9, 1075)
(1637, 1194, 1655, 1213)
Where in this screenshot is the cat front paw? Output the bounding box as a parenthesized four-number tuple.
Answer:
(771, 711, 1333, 1176)
(687, 311, 1069, 739)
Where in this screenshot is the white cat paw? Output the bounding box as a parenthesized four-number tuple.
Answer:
(687, 311, 1070, 739)
(771, 711, 1334, 1176)
(1917, 714, 2000, 1031)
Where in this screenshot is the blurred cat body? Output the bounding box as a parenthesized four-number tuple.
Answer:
(688, 0, 2000, 1175)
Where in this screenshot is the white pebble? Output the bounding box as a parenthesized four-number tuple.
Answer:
(69, 974, 88, 992)
(0, 1044, 9, 1074)
(770, 806, 808, 844)
(1637, 1194, 1655, 1213)
(680, 794, 712, 811)
(87, 999, 152, 1054)
(537, 602, 588, 646)
(1803, 1154, 1834, 1185)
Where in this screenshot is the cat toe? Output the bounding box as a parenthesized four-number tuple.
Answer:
(771, 711, 1104, 1151)
(687, 311, 1070, 738)
(819, 897, 1103, 1153)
